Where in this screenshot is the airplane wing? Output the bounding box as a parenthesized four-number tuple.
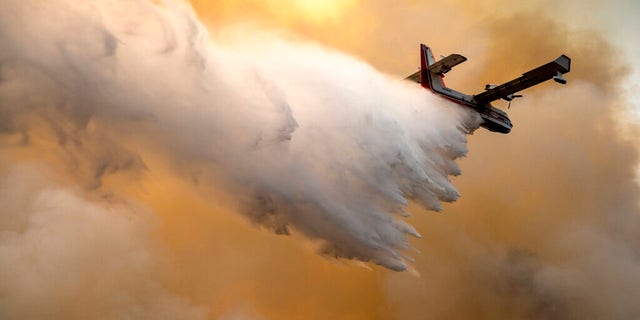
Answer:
(473, 55, 571, 104)
(429, 54, 467, 75)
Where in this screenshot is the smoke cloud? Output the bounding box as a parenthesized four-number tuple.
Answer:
(193, 1, 640, 319)
(0, 164, 206, 319)
(3, 0, 640, 319)
(0, 0, 477, 288)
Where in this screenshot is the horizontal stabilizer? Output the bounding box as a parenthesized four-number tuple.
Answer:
(405, 70, 421, 83)
(473, 55, 571, 104)
(429, 54, 467, 75)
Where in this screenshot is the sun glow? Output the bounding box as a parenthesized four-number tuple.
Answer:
(293, 0, 357, 21)
(189, 0, 359, 27)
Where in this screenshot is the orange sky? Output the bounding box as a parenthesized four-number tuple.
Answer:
(2, 1, 640, 319)
(159, 1, 640, 319)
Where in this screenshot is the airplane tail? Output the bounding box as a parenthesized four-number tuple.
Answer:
(420, 44, 435, 70)
(406, 44, 462, 92)
(420, 44, 444, 90)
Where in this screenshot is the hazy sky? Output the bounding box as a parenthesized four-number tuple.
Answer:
(177, 1, 640, 318)
(2, 1, 640, 319)
(191, 0, 640, 118)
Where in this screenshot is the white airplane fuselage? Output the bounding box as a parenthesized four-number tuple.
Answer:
(418, 60, 513, 133)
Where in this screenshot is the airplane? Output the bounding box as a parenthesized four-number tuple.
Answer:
(406, 44, 571, 133)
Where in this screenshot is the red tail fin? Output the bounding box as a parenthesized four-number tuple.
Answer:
(420, 44, 435, 71)
(420, 44, 436, 90)
(419, 44, 446, 91)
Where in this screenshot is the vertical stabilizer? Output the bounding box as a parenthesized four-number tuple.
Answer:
(420, 44, 444, 91)
(420, 44, 435, 70)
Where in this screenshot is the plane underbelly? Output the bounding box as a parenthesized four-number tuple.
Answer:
(479, 111, 512, 133)
(427, 88, 513, 134)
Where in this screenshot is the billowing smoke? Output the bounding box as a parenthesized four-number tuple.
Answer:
(0, 163, 206, 319)
(190, 1, 640, 319)
(5, 0, 639, 319)
(0, 0, 478, 306)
